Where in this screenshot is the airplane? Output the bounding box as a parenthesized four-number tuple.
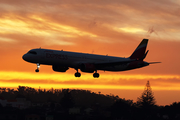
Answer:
(22, 39, 160, 78)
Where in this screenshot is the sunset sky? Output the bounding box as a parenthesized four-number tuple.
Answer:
(0, 0, 180, 105)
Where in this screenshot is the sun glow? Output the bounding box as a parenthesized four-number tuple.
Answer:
(0, 71, 179, 81)
(0, 71, 180, 90)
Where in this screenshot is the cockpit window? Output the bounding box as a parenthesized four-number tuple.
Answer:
(28, 51, 37, 55)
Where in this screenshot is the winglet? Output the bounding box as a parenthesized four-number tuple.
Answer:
(129, 39, 148, 60)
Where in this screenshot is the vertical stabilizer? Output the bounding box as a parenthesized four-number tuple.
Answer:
(129, 39, 148, 60)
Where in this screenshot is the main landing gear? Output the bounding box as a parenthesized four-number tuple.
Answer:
(93, 71, 99, 78)
(74, 69, 81, 77)
(75, 72, 81, 77)
(74, 69, 99, 78)
(35, 63, 40, 72)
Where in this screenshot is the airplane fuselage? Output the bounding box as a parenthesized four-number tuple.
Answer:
(23, 48, 148, 72)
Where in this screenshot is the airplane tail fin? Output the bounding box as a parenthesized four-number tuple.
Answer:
(129, 39, 148, 60)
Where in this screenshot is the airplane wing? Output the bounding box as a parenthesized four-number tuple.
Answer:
(94, 59, 137, 68)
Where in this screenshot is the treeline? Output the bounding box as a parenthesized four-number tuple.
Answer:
(0, 85, 180, 120)
(0, 86, 118, 107)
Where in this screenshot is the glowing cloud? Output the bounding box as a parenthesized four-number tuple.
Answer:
(118, 27, 146, 33)
(0, 14, 97, 45)
(0, 37, 16, 42)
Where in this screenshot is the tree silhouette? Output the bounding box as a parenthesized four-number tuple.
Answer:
(137, 81, 156, 108)
(136, 81, 157, 119)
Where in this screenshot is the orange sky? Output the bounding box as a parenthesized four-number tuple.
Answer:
(0, 0, 180, 105)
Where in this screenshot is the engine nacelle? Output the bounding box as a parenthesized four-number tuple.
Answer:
(80, 63, 96, 73)
(52, 66, 69, 72)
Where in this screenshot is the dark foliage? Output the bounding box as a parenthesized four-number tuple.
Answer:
(0, 85, 179, 120)
(60, 89, 74, 109)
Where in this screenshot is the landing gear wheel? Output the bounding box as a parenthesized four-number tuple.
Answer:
(75, 72, 81, 77)
(93, 73, 99, 78)
(35, 69, 39, 72)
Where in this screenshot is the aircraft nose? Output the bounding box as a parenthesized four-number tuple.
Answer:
(22, 54, 28, 61)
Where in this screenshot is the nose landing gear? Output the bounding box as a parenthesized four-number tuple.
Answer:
(35, 63, 40, 72)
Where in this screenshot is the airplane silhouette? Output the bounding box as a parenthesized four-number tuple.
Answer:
(22, 39, 160, 78)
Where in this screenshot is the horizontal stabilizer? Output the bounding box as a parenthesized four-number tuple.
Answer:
(148, 62, 161, 64)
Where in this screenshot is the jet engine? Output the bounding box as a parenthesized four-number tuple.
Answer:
(52, 65, 69, 72)
(80, 63, 96, 73)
